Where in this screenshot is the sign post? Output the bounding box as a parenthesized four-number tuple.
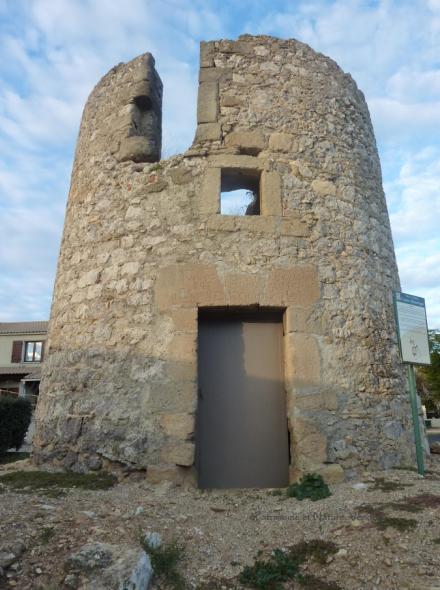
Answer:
(393, 292, 431, 476)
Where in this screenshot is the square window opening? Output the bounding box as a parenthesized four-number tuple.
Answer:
(220, 169, 260, 216)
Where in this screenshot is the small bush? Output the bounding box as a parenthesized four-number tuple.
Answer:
(0, 397, 32, 453)
(239, 549, 299, 590)
(239, 541, 339, 590)
(286, 473, 331, 501)
(141, 537, 187, 590)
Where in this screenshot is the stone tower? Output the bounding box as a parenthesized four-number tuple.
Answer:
(34, 36, 417, 485)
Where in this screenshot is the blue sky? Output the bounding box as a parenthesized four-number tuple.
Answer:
(0, 0, 439, 327)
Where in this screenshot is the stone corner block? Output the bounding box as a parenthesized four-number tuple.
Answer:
(200, 41, 215, 67)
(161, 442, 195, 467)
(261, 170, 282, 216)
(160, 413, 195, 440)
(316, 463, 345, 484)
(195, 123, 222, 142)
(285, 332, 321, 387)
(200, 168, 221, 215)
(197, 81, 219, 124)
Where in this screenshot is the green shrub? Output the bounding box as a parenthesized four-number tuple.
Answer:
(286, 473, 331, 501)
(0, 397, 32, 453)
(141, 537, 187, 590)
(239, 549, 299, 590)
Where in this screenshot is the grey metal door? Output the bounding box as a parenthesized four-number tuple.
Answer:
(197, 311, 289, 488)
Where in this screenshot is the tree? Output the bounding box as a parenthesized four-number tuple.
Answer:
(417, 329, 440, 414)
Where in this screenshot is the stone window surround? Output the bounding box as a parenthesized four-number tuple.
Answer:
(201, 155, 281, 217)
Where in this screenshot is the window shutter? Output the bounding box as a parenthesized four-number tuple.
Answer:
(11, 341, 23, 363)
(40, 341, 45, 362)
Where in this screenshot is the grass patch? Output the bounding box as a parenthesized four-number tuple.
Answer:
(287, 473, 331, 502)
(359, 504, 418, 532)
(376, 516, 417, 532)
(0, 452, 30, 465)
(289, 540, 338, 565)
(0, 470, 117, 496)
(369, 477, 412, 492)
(392, 465, 418, 472)
(141, 537, 187, 590)
(403, 493, 440, 509)
(239, 540, 339, 590)
(40, 526, 56, 543)
(432, 538, 440, 544)
(149, 163, 162, 172)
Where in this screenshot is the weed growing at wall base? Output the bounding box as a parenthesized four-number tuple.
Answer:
(286, 473, 331, 501)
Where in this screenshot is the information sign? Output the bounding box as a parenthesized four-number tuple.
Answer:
(394, 292, 431, 366)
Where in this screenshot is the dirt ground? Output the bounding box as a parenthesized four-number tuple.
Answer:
(1, 455, 440, 590)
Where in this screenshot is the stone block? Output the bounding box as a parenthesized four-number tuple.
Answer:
(197, 81, 219, 123)
(263, 267, 320, 306)
(316, 463, 345, 484)
(160, 413, 194, 440)
(161, 442, 195, 466)
(225, 130, 266, 154)
(295, 391, 338, 411)
(269, 132, 294, 152)
(207, 215, 236, 232)
(149, 380, 196, 413)
(261, 171, 282, 216)
(169, 333, 196, 363)
(167, 360, 197, 383)
(117, 136, 157, 163)
(235, 216, 276, 233)
(311, 179, 337, 196)
(195, 123, 222, 142)
(200, 41, 215, 67)
(168, 167, 193, 184)
(146, 464, 193, 485)
(200, 168, 221, 215)
(285, 332, 321, 386)
(199, 67, 232, 82)
(171, 308, 197, 332)
(155, 263, 225, 310)
(224, 273, 264, 305)
(284, 305, 313, 333)
(292, 416, 327, 467)
(208, 154, 265, 170)
(222, 95, 244, 107)
(280, 216, 310, 237)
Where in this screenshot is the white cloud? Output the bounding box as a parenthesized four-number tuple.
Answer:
(387, 147, 440, 242)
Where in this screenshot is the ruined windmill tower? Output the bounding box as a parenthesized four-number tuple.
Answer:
(34, 36, 417, 486)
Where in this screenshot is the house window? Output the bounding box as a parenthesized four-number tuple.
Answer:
(24, 341, 43, 362)
(220, 169, 260, 215)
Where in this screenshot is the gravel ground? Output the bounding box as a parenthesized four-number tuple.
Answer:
(1, 456, 440, 590)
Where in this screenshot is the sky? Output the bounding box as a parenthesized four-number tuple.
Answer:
(0, 0, 439, 328)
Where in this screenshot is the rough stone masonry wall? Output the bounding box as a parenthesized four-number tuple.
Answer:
(34, 35, 418, 484)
